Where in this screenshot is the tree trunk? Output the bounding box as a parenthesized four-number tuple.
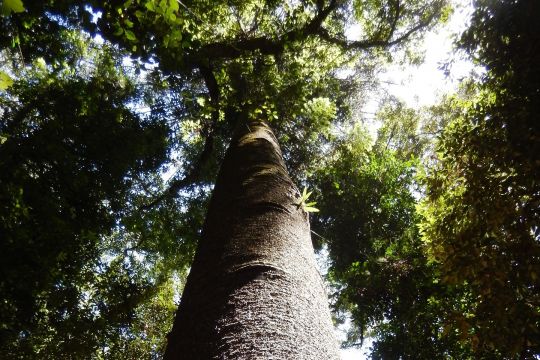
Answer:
(163, 119, 339, 359)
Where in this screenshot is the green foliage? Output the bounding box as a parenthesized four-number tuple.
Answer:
(1, 0, 25, 15)
(0, 32, 176, 357)
(309, 94, 481, 358)
(296, 187, 319, 213)
(313, 3, 540, 358)
(0, 0, 450, 358)
(0, 70, 13, 89)
(419, 0, 540, 357)
(313, 124, 427, 355)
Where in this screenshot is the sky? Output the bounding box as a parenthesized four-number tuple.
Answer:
(378, 0, 475, 107)
(337, 1, 474, 358)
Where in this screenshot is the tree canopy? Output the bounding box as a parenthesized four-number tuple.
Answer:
(1, 0, 539, 358)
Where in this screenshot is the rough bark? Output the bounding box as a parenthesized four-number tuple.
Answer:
(163, 119, 339, 359)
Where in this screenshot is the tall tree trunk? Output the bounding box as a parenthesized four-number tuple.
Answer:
(164, 119, 339, 359)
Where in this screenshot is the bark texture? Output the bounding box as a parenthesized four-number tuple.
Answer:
(164, 120, 339, 359)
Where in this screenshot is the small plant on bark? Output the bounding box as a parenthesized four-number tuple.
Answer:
(296, 187, 319, 213)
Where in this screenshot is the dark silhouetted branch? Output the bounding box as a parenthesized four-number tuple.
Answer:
(140, 65, 220, 211)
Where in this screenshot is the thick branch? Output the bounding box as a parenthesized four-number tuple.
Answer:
(196, 37, 285, 60)
(198, 64, 220, 123)
(184, 0, 436, 62)
(295, 0, 339, 39)
(185, 0, 338, 63)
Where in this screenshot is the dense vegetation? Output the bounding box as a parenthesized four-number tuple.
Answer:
(0, 0, 538, 358)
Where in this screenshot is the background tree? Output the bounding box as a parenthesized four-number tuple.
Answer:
(0, 28, 195, 359)
(419, 0, 540, 357)
(310, 98, 470, 359)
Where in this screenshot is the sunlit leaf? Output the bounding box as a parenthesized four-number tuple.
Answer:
(125, 30, 137, 41)
(0, 71, 13, 90)
(1, 0, 25, 15)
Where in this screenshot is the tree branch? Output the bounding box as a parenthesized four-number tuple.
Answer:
(139, 128, 214, 211)
(140, 65, 220, 211)
(316, 1, 439, 51)
(185, 0, 339, 63)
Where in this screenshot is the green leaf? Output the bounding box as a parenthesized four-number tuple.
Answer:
(169, 0, 179, 12)
(0, 71, 14, 90)
(124, 30, 137, 41)
(145, 0, 155, 11)
(300, 187, 312, 202)
(135, 10, 144, 20)
(2, 0, 25, 15)
(35, 57, 47, 70)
